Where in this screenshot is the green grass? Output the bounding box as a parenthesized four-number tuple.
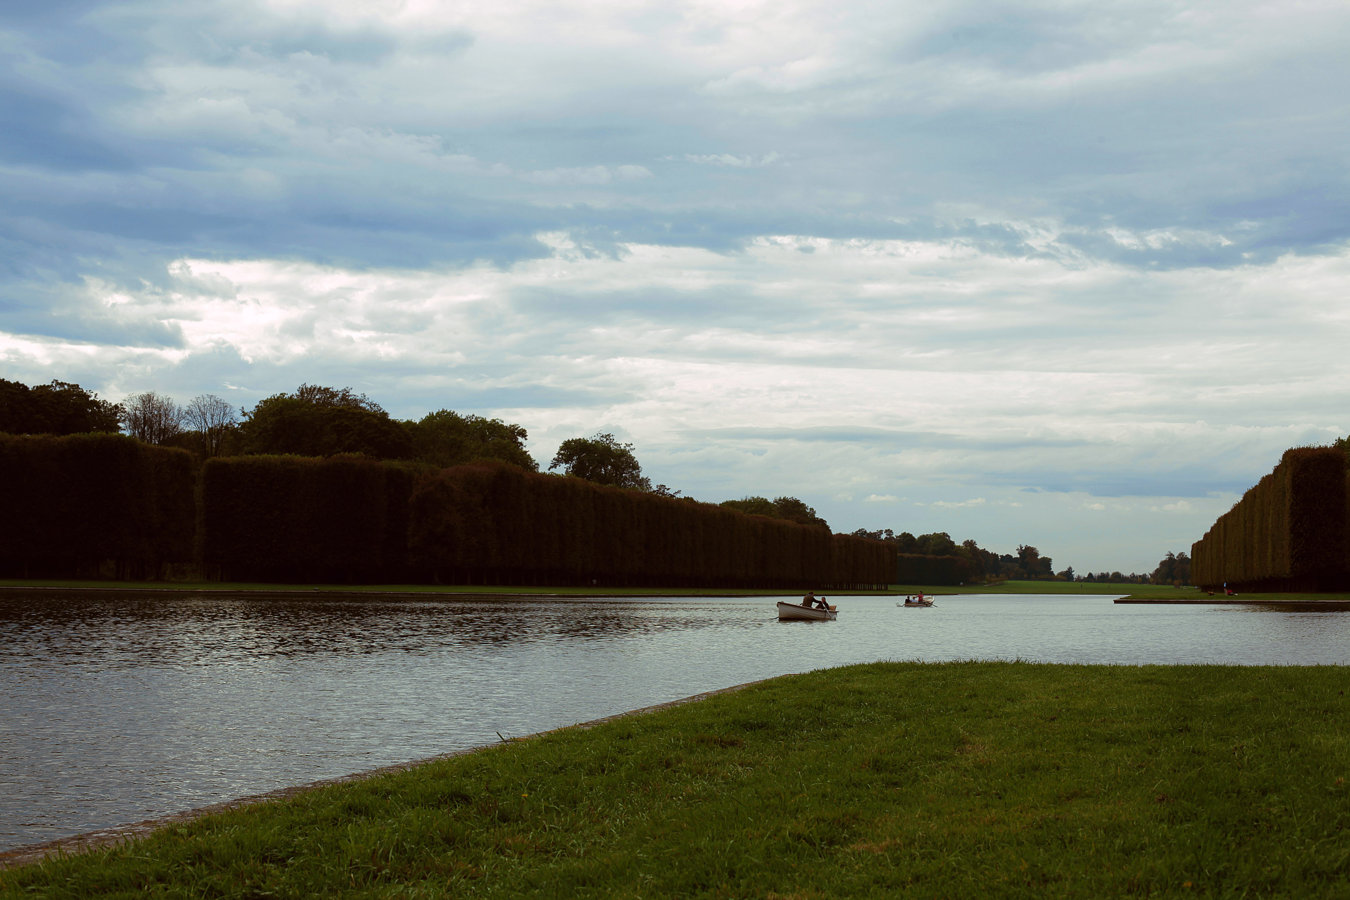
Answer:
(5, 662, 1349, 898)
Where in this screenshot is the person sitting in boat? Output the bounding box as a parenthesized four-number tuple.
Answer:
(815, 596, 829, 610)
(802, 591, 817, 607)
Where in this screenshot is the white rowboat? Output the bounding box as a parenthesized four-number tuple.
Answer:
(777, 601, 837, 621)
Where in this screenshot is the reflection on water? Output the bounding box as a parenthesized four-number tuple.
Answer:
(2, 590, 1348, 851)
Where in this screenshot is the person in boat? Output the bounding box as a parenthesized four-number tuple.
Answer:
(815, 595, 830, 610)
(802, 590, 817, 607)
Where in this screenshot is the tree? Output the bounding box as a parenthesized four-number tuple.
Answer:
(239, 384, 413, 459)
(183, 394, 237, 457)
(720, 496, 777, 517)
(549, 433, 650, 489)
(1, 379, 121, 435)
(916, 531, 958, 557)
(1151, 551, 1191, 586)
(121, 392, 185, 445)
(1017, 544, 1053, 579)
(768, 496, 828, 529)
(407, 410, 537, 471)
(721, 496, 828, 529)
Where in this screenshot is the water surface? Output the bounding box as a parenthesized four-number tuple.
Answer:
(2, 591, 1347, 851)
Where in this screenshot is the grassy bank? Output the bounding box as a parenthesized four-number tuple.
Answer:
(4, 662, 1348, 897)
(934, 580, 1197, 599)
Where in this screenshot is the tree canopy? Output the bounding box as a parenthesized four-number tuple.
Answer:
(1150, 551, 1191, 586)
(121, 391, 184, 445)
(0, 379, 121, 435)
(181, 394, 238, 458)
(406, 410, 537, 471)
(240, 384, 413, 459)
(850, 528, 1064, 582)
(549, 432, 650, 489)
(719, 496, 829, 529)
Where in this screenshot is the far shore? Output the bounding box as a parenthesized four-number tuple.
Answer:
(6, 578, 1349, 603)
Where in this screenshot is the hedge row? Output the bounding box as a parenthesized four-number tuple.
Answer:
(407, 461, 893, 588)
(0, 433, 195, 578)
(201, 457, 893, 588)
(3, 441, 894, 588)
(200, 455, 416, 583)
(1191, 447, 1348, 591)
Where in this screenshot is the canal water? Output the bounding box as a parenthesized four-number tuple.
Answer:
(2, 590, 1348, 851)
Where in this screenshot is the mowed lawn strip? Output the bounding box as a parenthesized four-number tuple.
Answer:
(3, 662, 1348, 898)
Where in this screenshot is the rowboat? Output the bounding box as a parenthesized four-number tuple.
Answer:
(777, 601, 837, 621)
(899, 600, 934, 608)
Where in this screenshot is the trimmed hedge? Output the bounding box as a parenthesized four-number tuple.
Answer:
(408, 461, 892, 589)
(5, 442, 893, 589)
(200, 455, 416, 583)
(1191, 447, 1348, 592)
(0, 433, 195, 578)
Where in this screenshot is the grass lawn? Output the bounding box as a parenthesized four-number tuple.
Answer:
(4, 662, 1348, 897)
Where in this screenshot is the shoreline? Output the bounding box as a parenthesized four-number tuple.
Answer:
(1113, 597, 1350, 607)
(0, 678, 774, 871)
(0, 584, 886, 600)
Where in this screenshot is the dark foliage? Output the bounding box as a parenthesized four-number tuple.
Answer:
(239, 386, 413, 459)
(0, 379, 121, 435)
(200, 455, 416, 583)
(721, 496, 829, 530)
(549, 433, 650, 490)
(406, 410, 537, 471)
(410, 462, 891, 589)
(0, 433, 194, 578)
(1192, 446, 1348, 591)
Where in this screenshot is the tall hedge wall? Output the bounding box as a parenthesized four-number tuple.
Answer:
(408, 461, 892, 589)
(1191, 447, 1348, 592)
(0, 433, 195, 578)
(6, 443, 892, 589)
(200, 455, 415, 583)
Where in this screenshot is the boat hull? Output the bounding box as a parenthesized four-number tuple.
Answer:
(777, 601, 837, 621)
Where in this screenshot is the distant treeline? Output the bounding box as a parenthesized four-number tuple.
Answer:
(0, 434, 893, 589)
(851, 529, 1061, 585)
(1192, 446, 1348, 592)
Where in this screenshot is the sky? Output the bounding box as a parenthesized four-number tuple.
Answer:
(3, 0, 1349, 575)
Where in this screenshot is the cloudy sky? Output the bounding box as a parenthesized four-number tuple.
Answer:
(3, 0, 1349, 575)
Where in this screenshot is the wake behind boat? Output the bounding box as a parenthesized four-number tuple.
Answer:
(777, 600, 837, 621)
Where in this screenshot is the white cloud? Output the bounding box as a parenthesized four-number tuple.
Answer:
(671, 152, 781, 168)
